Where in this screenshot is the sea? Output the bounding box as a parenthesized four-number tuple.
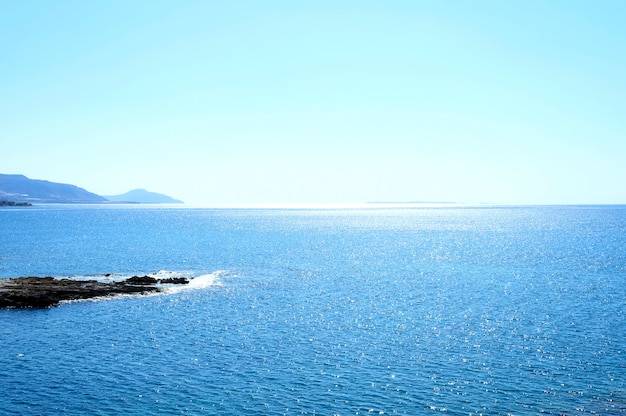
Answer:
(0, 204, 624, 415)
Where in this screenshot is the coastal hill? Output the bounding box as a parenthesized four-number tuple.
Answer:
(104, 189, 183, 204)
(0, 174, 182, 204)
(0, 174, 107, 203)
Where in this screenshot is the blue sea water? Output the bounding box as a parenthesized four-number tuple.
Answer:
(0, 204, 625, 415)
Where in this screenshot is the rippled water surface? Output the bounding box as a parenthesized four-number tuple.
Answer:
(1, 205, 625, 415)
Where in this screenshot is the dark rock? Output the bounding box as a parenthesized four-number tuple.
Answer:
(159, 277, 189, 285)
(0, 275, 190, 308)
(125, 275, 158, 285)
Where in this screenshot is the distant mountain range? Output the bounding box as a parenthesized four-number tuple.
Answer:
(0, 174, 183, 204)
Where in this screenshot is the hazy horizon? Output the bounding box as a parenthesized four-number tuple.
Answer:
(2, 1, 625, 205)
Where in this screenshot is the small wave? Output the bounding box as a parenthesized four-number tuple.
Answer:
(165, 270, 228, 294)
(188, 273, 220, 288)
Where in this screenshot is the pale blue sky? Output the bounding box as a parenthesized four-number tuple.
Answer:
(2, 1, 625, 205)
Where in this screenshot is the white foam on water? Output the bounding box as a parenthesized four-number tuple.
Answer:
(187, 274, 218, 288)
(164, 270, 228, 294)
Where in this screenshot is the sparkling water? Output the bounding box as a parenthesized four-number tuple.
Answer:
(1, 205, 625, 415)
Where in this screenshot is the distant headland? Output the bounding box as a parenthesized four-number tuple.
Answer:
(0, 173, 183, 205)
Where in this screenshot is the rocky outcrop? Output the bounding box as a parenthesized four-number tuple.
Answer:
(0, 275, 189, 308)
(0, 200, 32, 206)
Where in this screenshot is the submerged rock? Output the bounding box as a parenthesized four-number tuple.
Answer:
(0, 275, 190, 308)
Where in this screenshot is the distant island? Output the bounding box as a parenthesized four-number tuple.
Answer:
(367, 201, 459, 204)
(0, 174, 183, 205)
(104, 189, 183, 204)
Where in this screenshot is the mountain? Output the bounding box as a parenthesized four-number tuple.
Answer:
(0, 174, 183, 205)
(0, 174, 107, 203)
(104, 189, 183, 204)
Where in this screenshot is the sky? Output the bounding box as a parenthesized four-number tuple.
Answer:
(1, 0, 625, 205)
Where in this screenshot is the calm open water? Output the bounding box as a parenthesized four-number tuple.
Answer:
(0, 205, 625, 415)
